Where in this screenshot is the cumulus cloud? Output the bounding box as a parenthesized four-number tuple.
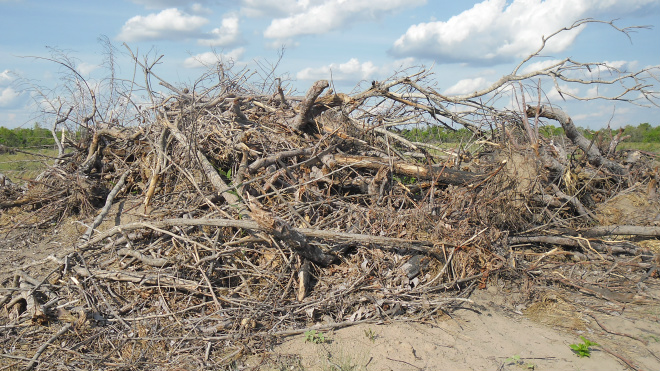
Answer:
(190, 3, 212, 14)
(0, 70, 22, 108)
(0, 87, 20, 108)
(0, 69, 15, 84)
(443, 77, 488, 95)
(240, 0, 309, 17)
(585, 86, 600, 98)
(129, 0, 214, 9)
(521, 59, 565, 75)
(547, 84, 581, 101)
(296, 57, 422, 81)
(297, 58, 380, 81)
(264, 0, 426, 39)
(117, 8, 208, 42)
(572, 110, 606, 122)
(182, 48, 246, 68)
(78, 62, 100, 76)
(391, 0, 660, 65)
(198, 14, 242, 46)
(587, 60, 636, 77)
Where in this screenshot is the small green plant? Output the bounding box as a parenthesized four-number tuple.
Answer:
(393, 175, 417, 185)
(569, 336, 600, 358)
(505, 355, 521, 364)
(363, 328, 376, 343)
(304, 329, 327, 344)
(504, 355, 535, 370)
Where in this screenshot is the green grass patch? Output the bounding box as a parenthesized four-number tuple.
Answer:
(616, 142, 660, 154)
(0, 148, 59, 181)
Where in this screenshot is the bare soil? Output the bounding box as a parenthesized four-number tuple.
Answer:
(260, 286, 660, 371)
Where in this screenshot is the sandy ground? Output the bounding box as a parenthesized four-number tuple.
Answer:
(255, 289, 660, 371)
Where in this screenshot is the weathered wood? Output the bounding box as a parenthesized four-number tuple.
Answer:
(297, 259, 311, 301)
(116, 248, 170, 267)
(526, 105, 626, 175)
(291, 80, 329, 130)
(80, 170, 130, 242)
(77, 217, 446, 257)
(580, 225, 660, 238)
(322, 153, 484, 185)
(248, 148, 315, 174)
(509, 234, 648, 255)
(70, 265, 201, 292)
(250, 207, 338, 267)
(160, 115, 246, 214)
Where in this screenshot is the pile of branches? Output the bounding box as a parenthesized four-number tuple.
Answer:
(0, 20, 659, 370)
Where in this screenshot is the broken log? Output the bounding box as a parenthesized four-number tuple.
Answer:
(322, 153, 484, 185)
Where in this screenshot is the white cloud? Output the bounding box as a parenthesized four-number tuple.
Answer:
(198, 14, 241, 46)
(391, 0, 660, 65)
(521, 59, 565, 75)
(572, 112, 604, 122)
(240, 0, 309, 17)
(182, 48, 246, 68)
(190, 3, 212, 14)
(585, 86, 600, 98)
(0, 70, 21, 108)
(117, 8, 208, 42)
(0, 87, 20, 108)
(587, 60, 635, 78)
(547, 84, 580, 101)
(0, 69, 15, 85)
(443, 77, 488, 95)
(297, 58, 380, 81)
(129, 0, 211, 9)
(296, 57, 423, 82)
(265, 38, 300, 49)
(78, 62, 99, 76)
(264, 0, 426, 39)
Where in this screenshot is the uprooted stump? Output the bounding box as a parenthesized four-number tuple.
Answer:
(0, 70, 659, 370)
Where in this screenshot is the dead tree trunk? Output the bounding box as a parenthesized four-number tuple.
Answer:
(526, 105, 627, 175)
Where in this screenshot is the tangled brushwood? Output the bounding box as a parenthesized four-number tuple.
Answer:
(1, 19, 659, 370)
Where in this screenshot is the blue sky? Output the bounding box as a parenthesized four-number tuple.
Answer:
(1, 0, 659, 130)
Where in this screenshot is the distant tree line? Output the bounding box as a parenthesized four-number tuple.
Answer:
(0, 124, 56, 148)
(400, 125, 474, 143)
(401, 122, 659, 143)
(0, 122, 657, 148)
(583, 122, 660, 143)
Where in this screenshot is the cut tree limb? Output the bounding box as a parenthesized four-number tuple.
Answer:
(116, 248, 170, 267)
(322, 153, 484, 185)
(580, 225, 660, 238)
(248, 148, 315, 174)
(550, 184, 596, 220)
(297, 259, 311, 301)
(80, 170, 130, 242)
(250, 206, 338, 267)
(26, 323, 72, 370)
(509, 234, 648, 255)
(291, 80, 329, 130)
(160, 115, 246, 213)
(70, 264, 201, 292)
(526, 105, 626, 175)
(77, 217, 444, 256)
